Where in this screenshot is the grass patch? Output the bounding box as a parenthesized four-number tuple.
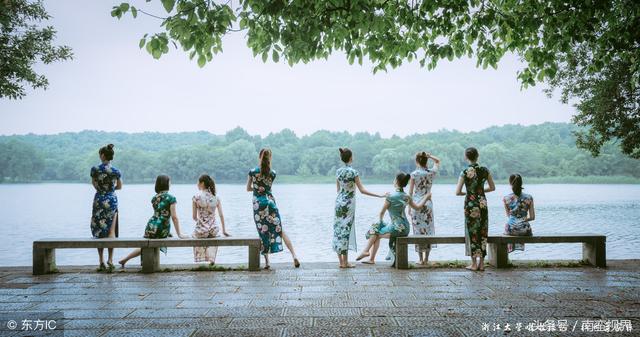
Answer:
(510, 260, 591, 268)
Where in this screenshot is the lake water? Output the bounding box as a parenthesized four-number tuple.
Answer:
(0, 183, 639, 267)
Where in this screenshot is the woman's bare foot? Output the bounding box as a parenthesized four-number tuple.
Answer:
(118, 259, 126, 269)
(339, 263, 355, 268)
(356, 252, 370, 261)
(293, 258, 300, 268)
(465, 264, 477, 271)
(361, 260, 375, 265)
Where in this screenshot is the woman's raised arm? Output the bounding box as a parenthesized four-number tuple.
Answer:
(355, 176, 386, 198)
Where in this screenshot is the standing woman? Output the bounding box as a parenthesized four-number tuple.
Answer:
(503, 174, 535, 253)
(118, 175, 188, 268)
(356, 172, 430, 267)
(333, 148, 386, 268)
(246, 148, 300, 270)
(192, 174, 230, 264)
(408, 151, 441, 265)
(90, 144, 122, 271)
(455, 147, 495, 271)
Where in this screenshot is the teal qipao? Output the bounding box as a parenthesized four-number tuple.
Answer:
(365, 189, 411, 262)
(90, 163, 121, 238)
(333, 165, 359, 254)
(143, 191, 177, 253)
(249, 167, 284, 255)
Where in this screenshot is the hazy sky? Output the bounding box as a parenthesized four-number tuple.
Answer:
(0, 1, 575, 137)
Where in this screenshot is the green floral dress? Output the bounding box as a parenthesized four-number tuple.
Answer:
(144, 191, 177, 253)
(460, 163, 490, 257)
(249, 167, 283, 255)
(365, 189, 411, 262)
(333, 165, 359, 254)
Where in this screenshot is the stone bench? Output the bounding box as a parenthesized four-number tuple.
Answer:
(33, 237, 261, 275)
(395, 233, 606, 269)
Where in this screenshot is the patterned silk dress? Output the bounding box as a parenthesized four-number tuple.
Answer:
(144, 191, 177, 253)
(503, 192, 534, 253)
(409, 166, 438, 253)
(249, 167, 283, 255)
(460, 163, 490, 257)
(365, 189, 411, 262)
(90, 163, 121, 238)
(192, 191, 220, 262)
(333, 165, 359, 254)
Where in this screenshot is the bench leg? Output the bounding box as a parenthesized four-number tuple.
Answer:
(141, 248, 160, 273)
(488, 243, 509, 268)
(33, 247, 55, 275)
(248, 245, 260, 271)
(583, 239, 606, 268)
(395, 241, 409, 270)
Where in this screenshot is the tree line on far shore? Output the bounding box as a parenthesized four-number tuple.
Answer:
(1, 123, 639, 184)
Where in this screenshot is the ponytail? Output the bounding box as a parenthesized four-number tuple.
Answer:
(415, 151, 429, 167)
(396, 171, 411, 188)
(509, 174, 523, 196)
(199, 174, 216, 196)
(259, 148, 272, 177)
(339, 147, 353, 163)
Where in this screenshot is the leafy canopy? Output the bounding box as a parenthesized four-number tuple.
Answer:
(0, 0, 73, 99)
(112, 0, 639, 158)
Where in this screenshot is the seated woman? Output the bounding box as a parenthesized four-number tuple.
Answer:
(503, 174, 535, 253)
(119, 175, 188, 268)
(356, 172, 429, 267)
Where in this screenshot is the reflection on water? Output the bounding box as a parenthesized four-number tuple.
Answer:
(0, 183, 638, 266)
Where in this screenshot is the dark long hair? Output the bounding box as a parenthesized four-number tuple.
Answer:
(199, 174, 216, 196)
(99, 144, 115, 161)
(339, 147, 352, 163)
(509, 173, 523, 196)
(396, 171, 411, 188)
(155, 175, 171, 193)
(415, 151, 429, 168)
(465, 147, 479, 162)
(259, 148, 272, 177)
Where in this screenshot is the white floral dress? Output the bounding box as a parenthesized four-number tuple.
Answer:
(409, 165, 438, 253)
(333, 165, 359, 254)
(192, 191, 220, 263)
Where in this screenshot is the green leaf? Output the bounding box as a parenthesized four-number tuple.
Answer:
(119, 3, 129, 12)
(131, 6, 137, 18)
(261, 51, 268, 63)
(272, 50, 279, 63)
(197, 55, 206, 67)
(139, 38, 145, 49)
(161, 0, 175, 12)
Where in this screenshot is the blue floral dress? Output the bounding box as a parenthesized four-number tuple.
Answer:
(365, 189, 411, 262)
(249, 167, 283, 255)
(90, 163, 121, 238)
(503, 192, 534, 253)
(409, 166, 438, 253)
(460, 163, 490, 257)
(333, 165, 359, 254)
(144, 192, 177, 253)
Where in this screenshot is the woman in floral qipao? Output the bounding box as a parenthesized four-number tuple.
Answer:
(192, 174, 230, 264)
(356, 172, 430, 267)
(333, 148, 386, 268)
(90, 144, 122, 271)
(246, 148, 300, 270)
(408, 151, 441, 265)
(455, 147, 495, 271)
(503, 174, 535, 253)
(118, 175, 188, 268)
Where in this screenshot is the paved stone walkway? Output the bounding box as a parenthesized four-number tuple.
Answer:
(0, 261, 638, 337)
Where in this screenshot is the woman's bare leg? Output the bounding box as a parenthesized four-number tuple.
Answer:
(263, 254, 270, 269)
(107, 213, 118, 265)
(281, 231, 298, 260)
(466, 255, 478, 271)
(369, 233, 390, 263)
(357, 236, 377, 260)
(118, 249, 141, 267)
(97, 249, 104, 265)
(478, 255, 485, 271)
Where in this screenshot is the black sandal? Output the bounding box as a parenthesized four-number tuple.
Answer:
(294, 258, 300, 268)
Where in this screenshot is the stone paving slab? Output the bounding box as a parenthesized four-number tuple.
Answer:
(0, 261, 638, 336)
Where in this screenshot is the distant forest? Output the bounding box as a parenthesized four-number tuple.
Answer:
(1, 123, 639, 184)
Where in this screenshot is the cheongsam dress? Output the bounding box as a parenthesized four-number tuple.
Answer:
(333, 165, 359, 254)
(192, 191, 220, 262)
(460, 163, 490, 257)
(144, 191, 177, 253)
(90, 163, 121, 238)
(365, 189, 411, 262)
(249, 167, 283, 255)
(503, 192, 534, 253)
(409, 165, 438, 253)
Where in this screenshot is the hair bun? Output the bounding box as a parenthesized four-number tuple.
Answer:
(339, 148, 345, 153)
(107, 144, 114, 149)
